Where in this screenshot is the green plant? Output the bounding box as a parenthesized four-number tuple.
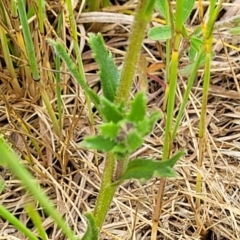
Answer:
(0, 0, 183, 239)
(148, 0, 222, 238)
(86, 0, 110, 11)
(0, 133, 77, 240)
(49, 0, 183, 238)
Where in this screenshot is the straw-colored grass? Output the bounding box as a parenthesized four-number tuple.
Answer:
(0, 1, 240, 239)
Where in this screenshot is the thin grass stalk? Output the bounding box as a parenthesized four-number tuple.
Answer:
(9, 0, 35, 96)
(196, 41, 211, 209)
(0, 136, 77, 240)
(196, 0, 221, 209)
(40, 87, 62, 138)
(89, 0, 101, 11)
(0, 205, 39, 240)
(56, 14, 63, 129)
(151, 1, 183, 239)
(17, 0, 40, 81)
(162, 0, 172, 111)
(65, 0, 94, 125)
(18, 0, 62, 138)
(25, 204, 48, 240)
(11, 0, 18, 16)
(171, 47, 205, 139)
(35, 0, 45, 34)
(0, 26, 22, 95)
(102, 0, 110, 7)
(93, 0, 156, 229)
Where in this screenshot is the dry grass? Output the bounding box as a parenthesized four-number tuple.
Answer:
(0, 1, 240, 239)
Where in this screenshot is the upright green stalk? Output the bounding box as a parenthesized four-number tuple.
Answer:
(35, 0, 45, 34)
(115, 0, 155, 104)
(88, 0, 101, 11)
(196, 1, 221, 209)
(17, 0, 62, 138)
(162, 0, 172, 111)
(0, 26, 22, 95)
(172, 47, 204, 139)
(151, 1, 183, 239)
(93, 0, 156, 229)
(93, 153, 117, 228)
(65, 0, 94, 125)
(55, 14, 63, 129)
(0, 136, 77, 240)
(17, 0, 40, 81)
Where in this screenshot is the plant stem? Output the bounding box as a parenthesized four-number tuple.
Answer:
(115, 0, 156, 104)
(152, 0, 183, 238)
(93, 0, 156, 230)
(196, 1, 221, 209)
(17, 0, 40, 81)
(93, 153, 117, 228)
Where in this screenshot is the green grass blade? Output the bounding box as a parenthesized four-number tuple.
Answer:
(0, 136, 77, 240)
(17, 0, 40, 80)
(0, 205, 39, 240)
(25, 204, 48, 240)
(55, 13, 63, 128)
(48, 39, 100, 109)
(0, 26, 21, 95)
(35, 0, 45, 34)
(172, 47, 205, 139)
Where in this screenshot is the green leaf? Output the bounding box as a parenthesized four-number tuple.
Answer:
(0, 176, 5, 195)
(228, 26, 240, 35)
(155, 0, 166, 18)
(81, 213, 98, 240)
(25, 204, 47, 240)
(125, 130, 143, 152)
(99, 122, 120, 139)
(119, 151, 184, 182)
(81, 136, 116, 152)
(112, 143, 129, 159)
(48, 39, 100, 108)
(100, 97, 124, 123)
(190, 36, 203, 52)
(88, 33, 120, 102)
(126, 92, 146, 123)
(148, 26, 172, 41)
(189, 36, 203, 61)
(182, 0, 195, 24)
(136, 110, 162, 136)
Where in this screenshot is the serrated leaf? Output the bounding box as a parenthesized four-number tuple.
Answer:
(148, 26, 172, 41)
(99, 122, 120, 139)
(81, 213, 98, 240)
(182, 0, 195, 24)
(100, 97, 124, 123)
(136, 110, 162, 136)
(88, 33, 120, 102)
(81, 136, 116, 152)
(126, 92, 146, 123)
(119, 151, 184, 182)
(125, 130, 143, 152)
(112, 143, 129, 159)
